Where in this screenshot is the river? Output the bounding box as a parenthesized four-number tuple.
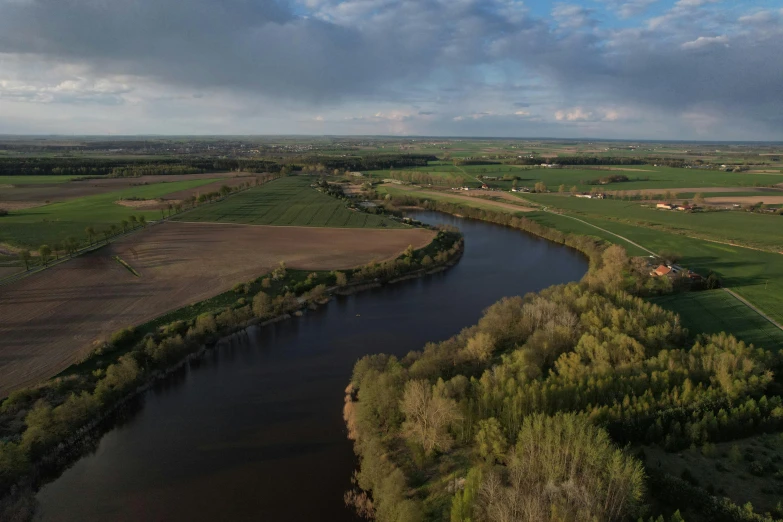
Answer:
(35, 212, 588, 521)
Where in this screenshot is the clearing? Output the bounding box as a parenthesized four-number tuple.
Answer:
(0, 221, 435, 396)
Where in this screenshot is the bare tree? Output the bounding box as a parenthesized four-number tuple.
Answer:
(400, 380, 461, 454)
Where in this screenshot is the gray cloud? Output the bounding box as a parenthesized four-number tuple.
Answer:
(0, 0, 780, 137)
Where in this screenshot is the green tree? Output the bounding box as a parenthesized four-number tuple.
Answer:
(139, 215, 147, 228)
(65, 236, 78, 256)
(475, 417, 507, 463)
(450, 467, 482, 522)
(121, 219, 129, 233)
(128, 215, 138, 228)
(38, 245, 52, 266)
(19, 249, 31, 271)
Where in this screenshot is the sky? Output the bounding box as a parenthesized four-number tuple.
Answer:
(0, 0, 781, 140)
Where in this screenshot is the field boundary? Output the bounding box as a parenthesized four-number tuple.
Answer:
(0, 177, 271, 287)
(724, 288, 783, 333)
(541, 208, 658, 256)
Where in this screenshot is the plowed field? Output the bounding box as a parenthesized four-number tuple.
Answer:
(0, 222, 434, 396)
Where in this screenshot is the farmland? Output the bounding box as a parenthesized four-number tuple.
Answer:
(0, 221, 435, 396)
(520, 193, 783, 252)
(0, 172, 241, 205)
(650, 289, 783, 349)
(382, 183, 783, 328)
(365, 163, 783, 192)
(176, 175, 403, 228)
(0, 177, 221, 249)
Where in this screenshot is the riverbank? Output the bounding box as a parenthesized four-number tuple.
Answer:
(28, 210, 589, 521)
(344, 206, 783, 522)
(0, 226, 464, 519)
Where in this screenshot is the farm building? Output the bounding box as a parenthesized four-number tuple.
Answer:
(651, 265, 672, 277)
(656, 203, 674, 210)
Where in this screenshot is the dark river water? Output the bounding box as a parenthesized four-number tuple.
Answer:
(35, 212, 587, 521)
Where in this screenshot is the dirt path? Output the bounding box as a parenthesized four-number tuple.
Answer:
(542, 210, 658, 256)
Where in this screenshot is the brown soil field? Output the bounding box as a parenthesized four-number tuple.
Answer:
(0, 200, 47, 210)
(0, 172, 241, 203)
(0, 266, 21, 279)
(161, 175, 260, 200)
(615, 187, 782, 195)
(705, 195, 783, 205)
(0, 222, 435, 396)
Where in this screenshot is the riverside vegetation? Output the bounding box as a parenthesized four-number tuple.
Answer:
(344, 199, 783, 522)
(0, 225, 463, 519)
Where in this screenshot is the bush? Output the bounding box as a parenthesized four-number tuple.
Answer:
(109, 327, 136, 349)
(0, 208, 8, 217)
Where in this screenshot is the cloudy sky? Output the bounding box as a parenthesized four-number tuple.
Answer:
(0, 0, 781, 139)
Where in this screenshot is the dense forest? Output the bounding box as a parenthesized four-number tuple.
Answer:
(345, 206, 783, 522)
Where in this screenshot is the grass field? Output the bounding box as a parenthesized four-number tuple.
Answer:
(520, 193, 783, 252)
(650, 290, 783, 350)
(523, 212, 783, 326)
(366, 164, 783, 192)
(176, 176, 403, 228)
(382, 184, 783, 327)
(0, 178, 219, 248)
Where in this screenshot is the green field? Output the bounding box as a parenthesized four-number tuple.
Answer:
(0, 178, 218, 248)
(175, 176, 403, 228)
(367, 163, 783, 192)
(383, 184, 783, 326)
(520, 193, 783, 252)
(650, 290, 783, 350)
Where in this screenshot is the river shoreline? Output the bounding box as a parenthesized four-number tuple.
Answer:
(22, 212, 588, 521)
(0, 229, 464, 518)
